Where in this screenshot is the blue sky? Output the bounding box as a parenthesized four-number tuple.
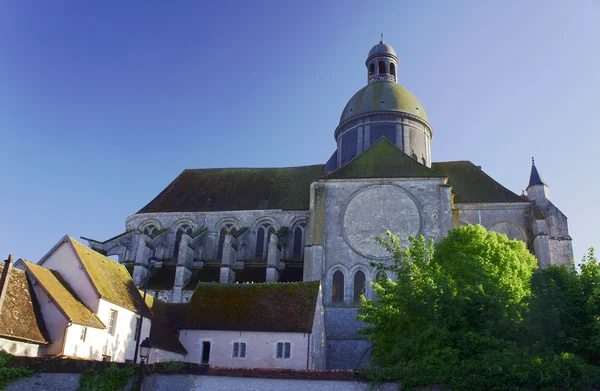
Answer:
(1, 1, 598, 264)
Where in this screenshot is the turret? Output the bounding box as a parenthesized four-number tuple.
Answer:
(527, 157, 550, 205)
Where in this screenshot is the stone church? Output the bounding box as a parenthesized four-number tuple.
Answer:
(84, 40, 573, 369)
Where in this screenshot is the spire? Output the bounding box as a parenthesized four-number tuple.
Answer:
(528, 157, 546, 187)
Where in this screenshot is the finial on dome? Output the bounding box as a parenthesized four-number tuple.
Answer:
(380, 32, 384, 43)
(532, 157, 535, 165)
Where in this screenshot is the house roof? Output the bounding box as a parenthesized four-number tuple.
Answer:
(323, 138, 445, 180)
(0, 263, 49, 344)
(432, 161, 526, 203)
(137, 165, 325, 214)
(176, 281, 320, 333)
(68, 238, 153, 318)
(144, 295, 187, 355)
(22, 261, 105, 329)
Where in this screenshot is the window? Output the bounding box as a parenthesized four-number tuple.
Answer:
(133, 317, 140, 341)
(108, 310, 118, 336)
(254, 223, 272, 261)
(232, 341, 246, 358)
(143, 224, 158, 236)
(390, 62, 396, 77)
(378, 61, 386, 74)
(332, 271, 344, 304)
(292, 224, 305, 261)
(353, 270, 366, 304)
(369, 63, 375, 75)
(276, 342, 291, 359)
(201, 341, 211, 364)
(376, 271, 388, 281)
(80, 327, 87, 342)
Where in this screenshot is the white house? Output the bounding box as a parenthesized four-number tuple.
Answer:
(21, 236, 154, 362)
(161, 281, 326, 369)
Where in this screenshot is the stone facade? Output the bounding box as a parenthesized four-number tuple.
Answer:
(84, 40, 573, 369)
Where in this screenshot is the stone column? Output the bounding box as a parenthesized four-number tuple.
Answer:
(132, 235, 152, 287)
(219, 233, 236, 283)
(173, 239, 193, 302)
(266, 232, 280, 283)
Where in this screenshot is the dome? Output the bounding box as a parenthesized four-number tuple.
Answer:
(339, 82, 428, 124)
(367, 41, 397, 61)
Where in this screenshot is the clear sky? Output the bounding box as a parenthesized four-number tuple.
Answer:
(1, 1, 598, 264)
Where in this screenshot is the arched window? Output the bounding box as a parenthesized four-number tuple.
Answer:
(411, 152, 418, 161)
(292, 223, 306, 261)
(332, 271, 344, 304)
(255, 223, 272, 261)
(143, 224, 158, 236)
(353, 271, 366, 304)
(378, 61, 386, 75)
(174, 224, 193, 260)
(368, 63, 375, 75)
(390, 62, 396, 77)
(217, 224, 234, 261)
(421, 157, 426, 165)
(376, 271, 387, 281)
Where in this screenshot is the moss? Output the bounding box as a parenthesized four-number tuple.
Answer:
(137, 165, 325, 214)
(23, 261, 105, 329)
(325, 138, 445, 180)
(432, 161, 525, 203)
(68, 238, 153, 318)
(144, 296, 187, 355)
(178, 281, 320, 333)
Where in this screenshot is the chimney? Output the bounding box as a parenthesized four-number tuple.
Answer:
(0, 255, 13, 315)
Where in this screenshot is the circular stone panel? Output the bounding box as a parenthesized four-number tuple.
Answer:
(343, 185, 421, 259)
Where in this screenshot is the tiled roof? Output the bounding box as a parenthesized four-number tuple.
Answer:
(177, 281, 320, 333)
(144, 295, 187, 355)
(137, 165, 324, 214)
(68, 238, 153, 318)
(23, 261, 105, 329)
(432, 161, 526, 203)
(324, 138, 445, 180)
(0, 264, 48, 344)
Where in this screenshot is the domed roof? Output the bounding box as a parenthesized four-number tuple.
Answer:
(368, 41, 397, 60)
(339, 82, 428, 124)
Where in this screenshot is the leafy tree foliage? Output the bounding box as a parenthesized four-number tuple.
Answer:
(359, 225, 600, 390)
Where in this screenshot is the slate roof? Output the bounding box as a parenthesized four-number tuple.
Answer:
(68, 238, 153, 318)
(0, 264, 48, 344)
(176, 281, 320, 333)
(144, 295, 187, 355)
(432, 161, 526, 203)
(324, 138, 445, 180)
(138, 165, 325, 214)
(528, 163, 546, 187)
(23, 261, 105, 329)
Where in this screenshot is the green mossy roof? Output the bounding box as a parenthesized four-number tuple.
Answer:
(23, 261, 105, 329)
(144, 295, 187, 355)
(432, 161, 526, 203)
(177, 281, 320, 333)
(138, 165, 325, 214)
(340, 82, 428, 124)
(0, 264, 49, 344)
(324, 138, 446, 180)
(69, 238, 153, 318)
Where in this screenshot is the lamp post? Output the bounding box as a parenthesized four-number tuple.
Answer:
(133, 256, 160, 364)
(136, 337, 152, 391)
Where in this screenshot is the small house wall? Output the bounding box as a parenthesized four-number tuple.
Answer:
(39, 241, 100, 313)
(178, 330, 310, 369)
(30, 282, 70, 355)
(79, 299, 151, 362)
(0, 337, 44, 357)
(148, 348, 186, 364)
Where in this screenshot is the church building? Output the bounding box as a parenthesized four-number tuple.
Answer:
(84, 40, 573, 369)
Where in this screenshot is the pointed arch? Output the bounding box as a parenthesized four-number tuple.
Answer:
(332, 270, 344, 304)
(353, 270, 366, 304)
